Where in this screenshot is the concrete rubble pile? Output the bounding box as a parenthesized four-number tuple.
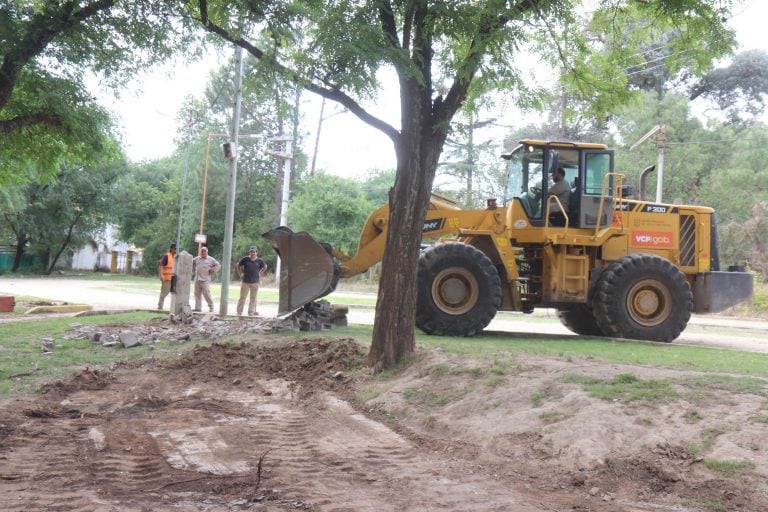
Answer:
(56, 300, 349, 349)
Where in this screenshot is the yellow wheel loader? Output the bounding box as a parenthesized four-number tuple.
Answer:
(264, 139, 753, 343)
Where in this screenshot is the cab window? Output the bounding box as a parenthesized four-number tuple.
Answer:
(584, 152, 612, 196)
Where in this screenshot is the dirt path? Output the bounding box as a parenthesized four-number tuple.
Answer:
(0, 340, 552, 511)
(2, 334, 768, 511)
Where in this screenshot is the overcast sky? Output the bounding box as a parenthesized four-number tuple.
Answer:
(104, 0, 766, 177)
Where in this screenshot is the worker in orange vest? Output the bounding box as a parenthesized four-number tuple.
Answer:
(157, 243, 177, 310)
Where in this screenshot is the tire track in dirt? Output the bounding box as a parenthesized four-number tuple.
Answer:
(1, 377, 541, 511)
(1, 421, 102, 511)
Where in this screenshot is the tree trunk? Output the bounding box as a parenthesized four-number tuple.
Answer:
(368, 75, 446, 371)
(11, 235, 28, 273)
(46, 213, 81, 275)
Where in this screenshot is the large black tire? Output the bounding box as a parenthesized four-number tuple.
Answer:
(416, 243, 501, 336)
(557, 304, 604, 336)
(592, 254, 692, 342)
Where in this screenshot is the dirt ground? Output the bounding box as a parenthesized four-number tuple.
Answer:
(2, 321, 768, 511)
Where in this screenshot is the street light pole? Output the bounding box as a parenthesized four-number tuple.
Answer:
(219, 45, 245, 317)
(267, 135, 293, 282)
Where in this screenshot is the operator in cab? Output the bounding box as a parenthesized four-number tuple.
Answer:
(548, 167, 570, 226)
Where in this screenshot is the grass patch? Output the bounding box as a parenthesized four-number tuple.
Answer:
(420, 331, 768, 377)
(689, 426, 727, 457)
(685, 410, 704, 422)
(539, 411, 567, 424)
(530, 390, 552, 407)
(0, 311, 200, 396)
(703, 458, 755, 474)
(685, 498, 727, 512)
(402, 386, 467, 412)
(430, 363, 451, 377)
(680, 375, 768, 397)
(562, 372, 677, 404)
(485, 375, 505, 387)
(334, 326, 768, 380)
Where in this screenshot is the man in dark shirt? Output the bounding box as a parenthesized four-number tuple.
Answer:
(236, 246, 268, 316)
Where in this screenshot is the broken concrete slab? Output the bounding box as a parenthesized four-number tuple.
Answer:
(119, 331, 141, 348)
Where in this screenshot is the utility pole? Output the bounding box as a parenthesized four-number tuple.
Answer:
(219, 45, 244, 317)
(268, 135, 294, 282)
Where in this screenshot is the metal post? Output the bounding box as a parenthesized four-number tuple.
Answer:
(655, 129, 666, 203)
(176, 141, 191, 253)
(281, 138, 292, 226)
(199, 133, 212, 255)
(219, 45, 244, 317)
(269, 135, 293, 282)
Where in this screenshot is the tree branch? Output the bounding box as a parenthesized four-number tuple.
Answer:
(435, 0, 541, 128)
(377, 0, 401, 50)
(0, 111, 63, 134)
(197, 0, 400, 144)
(0, 0, 117, 109)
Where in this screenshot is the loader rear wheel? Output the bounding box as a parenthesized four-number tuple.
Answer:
(592, 254, 692, 342)
(557, 304, 604, 336)
(416, 243, 501, 336)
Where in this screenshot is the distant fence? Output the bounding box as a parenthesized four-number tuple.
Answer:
(0, 249, 41, 273)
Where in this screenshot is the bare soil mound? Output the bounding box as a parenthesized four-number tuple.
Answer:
(1, 333, 767, 511)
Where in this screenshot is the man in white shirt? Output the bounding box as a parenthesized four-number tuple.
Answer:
(549, 167, 571, 212)
(192, 246, 221, 312)
(548, 167, 571, 226)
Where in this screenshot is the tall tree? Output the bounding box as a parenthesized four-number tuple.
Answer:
(191, 0, 737, 370)
(689, 49, 768, 125)
(0, 1, 201, 184)
(4, 160, 121, 273)
(288, 173, 375, 256)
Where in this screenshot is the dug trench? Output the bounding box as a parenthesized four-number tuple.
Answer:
(1, 332, 768, 511)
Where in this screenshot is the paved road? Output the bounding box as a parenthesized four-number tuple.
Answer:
(2, 276, 768, 353)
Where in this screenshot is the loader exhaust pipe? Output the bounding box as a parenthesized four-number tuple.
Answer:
(639, 165, 655, 201)
(262, 226, 339, 315)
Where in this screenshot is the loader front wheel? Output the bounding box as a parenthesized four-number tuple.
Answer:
(416, 243, 501, 336)
(592, 254, 692, 342)
(557, 304, 604, 336)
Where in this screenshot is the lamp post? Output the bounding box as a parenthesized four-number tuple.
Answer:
(267, 135, 293, 282)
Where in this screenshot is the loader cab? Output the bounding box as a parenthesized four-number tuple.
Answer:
(502, 140, 615, 228)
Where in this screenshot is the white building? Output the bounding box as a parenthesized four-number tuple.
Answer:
(59, 225, 143, 273)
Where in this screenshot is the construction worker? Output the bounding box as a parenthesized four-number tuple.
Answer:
(192, 246, 221, 312)
(157, 243, 176, 310)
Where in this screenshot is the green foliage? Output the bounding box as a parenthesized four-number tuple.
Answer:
(0, 68, 120, 185)
(113, 157, 181, 272)
(288, 173, 375, 256)
(360, 169, 395, 206)
(534, 1, 736, 136)
(1, 1, 203, 185)
(2, 155, 124, 273)
(690, 50, 768, 125)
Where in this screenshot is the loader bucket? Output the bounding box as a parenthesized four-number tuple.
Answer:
(262, 226, 339, 315)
